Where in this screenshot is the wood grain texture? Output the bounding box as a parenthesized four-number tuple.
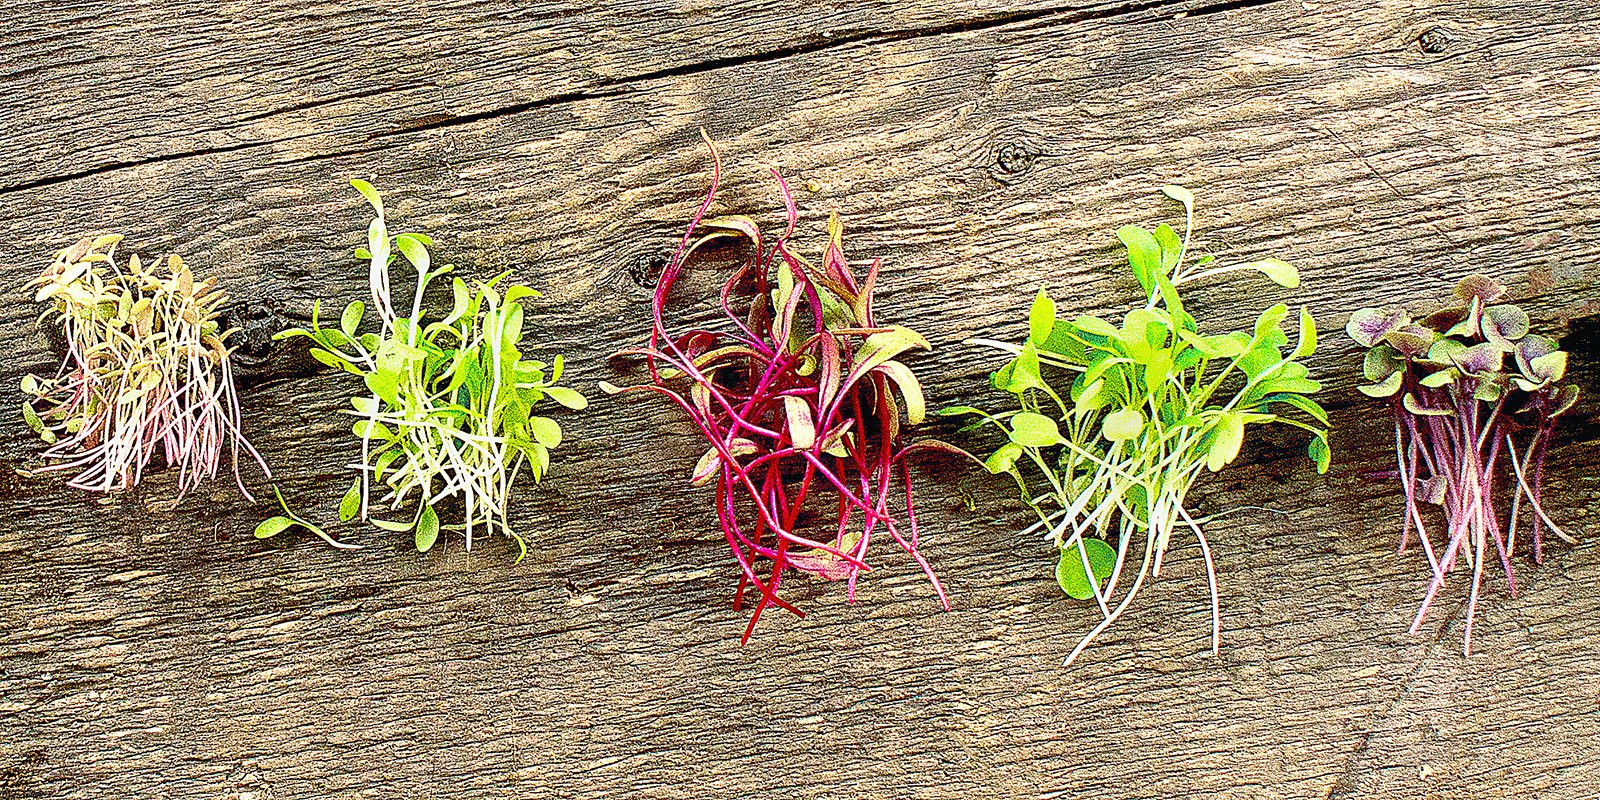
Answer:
(2, 0, 1599, 798)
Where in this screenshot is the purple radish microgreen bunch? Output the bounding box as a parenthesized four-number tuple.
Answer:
(22, 235, 267, 497)
(1346, 274, 1578, 654)
(263, 181, 586, 559)
(950, 186, 1330, 665)
(602, 139, 949, 642)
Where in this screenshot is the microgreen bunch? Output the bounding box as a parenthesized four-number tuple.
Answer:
(602, 139, 948, 641)
(952, 186, 1330, 664)
(265, 181, 586, 559)
(21, 235, 267, 497)
(1346, 275, 1578, 653)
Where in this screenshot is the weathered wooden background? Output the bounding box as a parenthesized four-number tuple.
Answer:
(3, 0, 1599, 797)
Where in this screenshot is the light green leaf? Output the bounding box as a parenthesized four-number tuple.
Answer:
(364, 370, 400, 406)
(1072, 315, 1120, 339)
(1144, 350, 1173, 387)
(1418, 369, 1456, 388)
(339, 479, 362, 522)
(1028, 289, 1056, 344)
(844, 325, 931, 393)
(1269, 392, 1330, 426)
(937, 406, 987, 417)
(1008, 412, 1060, 448)
(341, 301, 365, 336)
(21, 402, 44, 435)
(1292, 306, 1317, 359)
(1240, 259, 1299, 288)
(415, 506, 439, 552)
(351, 179, 384, 216)
(1252, 303, 1290, 342)
(1074, 378, 1107, 418)
(1160, 184, 1195, 213)
(1206, 412, 1245, 472)
(1117, 225, 1163, 294)
(544, 386, 588, 410)
(1153, 224, 1184, 273)
(1530, 351, 1568, 383)
(395, 234, 431, 275)
(1403, 393, 1453, 417)
(1102, 407, 1143, 441)
(528, 416, 562, 448)
(984, 442, 1024, 475)
(873, 360, 926, 424)
(255, 516, 294, 539)
(309, 348, 362, 376)
(1308, 433, 1331, 475)
(504, 285, 541, 304)
(1357, 371, 1404, 398)
(352, 419, 394, 440)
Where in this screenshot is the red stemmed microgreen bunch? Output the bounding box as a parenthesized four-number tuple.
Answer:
(22, 235, 267, 497)
(950, 187, 1330, 664)
(602, 140, 948, 641)
(1347, 275, 1578, 654)
(263, 181, 586, 558)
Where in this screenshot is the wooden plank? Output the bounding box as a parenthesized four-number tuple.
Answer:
(2, 0, 1599, 797)
(0, 0, 1174, 193)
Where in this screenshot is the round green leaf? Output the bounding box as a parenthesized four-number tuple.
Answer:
(1357, 371, 1403, 398)
(1102, 407, 1143, 441)
(1056, 539, 1117, 600)
(341, 300, 365, 336)
(527, 416, 563, 448)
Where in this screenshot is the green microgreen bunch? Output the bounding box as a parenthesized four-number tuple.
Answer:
(262, 181, 586, 559)
(1347, 274, 1578, 653)
(22, 234, 267, 496)
(950, 186, 1330, 664)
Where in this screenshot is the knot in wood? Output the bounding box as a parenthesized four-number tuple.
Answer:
(1417, 26, 1453, 54)
(224, 300, 280, 361)
(993, 141, 1041, 177)
(627, 251, 669, 289)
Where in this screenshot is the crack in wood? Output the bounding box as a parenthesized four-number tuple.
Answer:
(0, 141, 266, 195)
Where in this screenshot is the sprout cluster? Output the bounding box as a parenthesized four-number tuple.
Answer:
(603, 140, 949, 641)
(266, 181, 586, 558)
(22, 235, 266, 496)
(1347, 274, 1577, 653)
(954, 187, 1329, 664)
